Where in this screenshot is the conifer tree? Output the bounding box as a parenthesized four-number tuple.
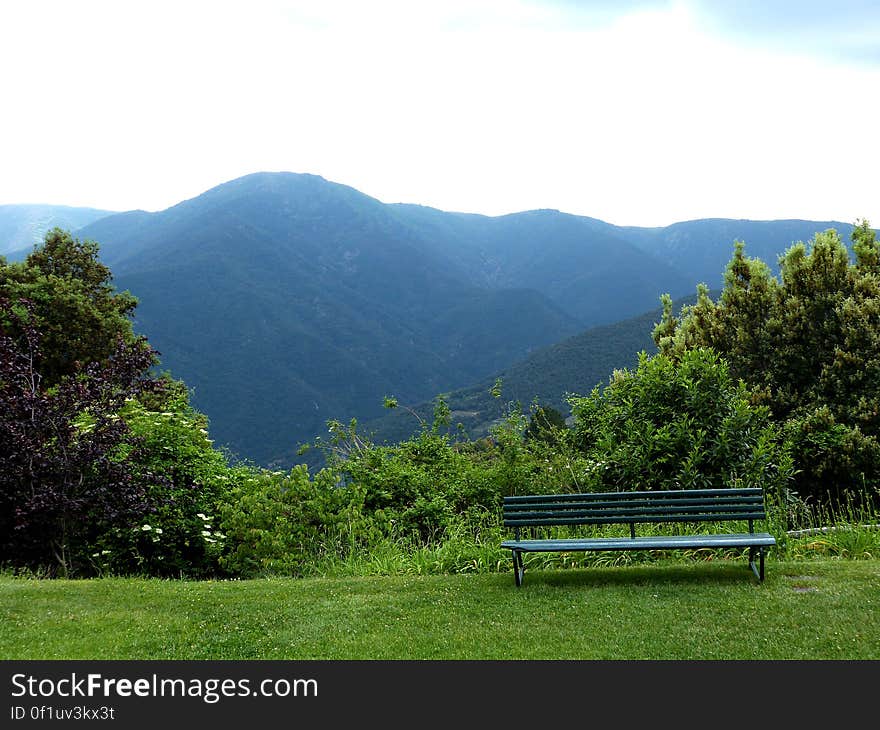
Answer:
(652, 223, 880, 504)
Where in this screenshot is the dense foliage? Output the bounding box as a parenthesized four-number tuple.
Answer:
(654, 222, 880, 505)
(0, 298, 160, 576)
(568, 348, 793, 496)
(0, 228, 148, 385)
(3, 222, 878, 580)
(91, 379, 232, 577)
(0, 233, 224, 577)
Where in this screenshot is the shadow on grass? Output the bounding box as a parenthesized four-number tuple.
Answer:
(507, 562, 765, 589)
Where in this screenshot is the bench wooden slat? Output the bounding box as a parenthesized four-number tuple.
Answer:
(504, 495, 764, 512)
(504, 506, 764, 520)
(504, 504, 764, 522)
(505, 512, 768, 527)
(504, 487, 763, 503)
(504, 495, 764, 507)
(501, 533, 777, 552)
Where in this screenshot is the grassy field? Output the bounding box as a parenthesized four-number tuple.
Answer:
(2, 557, 879, 660)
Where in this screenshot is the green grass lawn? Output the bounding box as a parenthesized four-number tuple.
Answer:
(2, 558, 878, 660)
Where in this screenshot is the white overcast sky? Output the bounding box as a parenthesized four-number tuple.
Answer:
(1, 0, 878, 227)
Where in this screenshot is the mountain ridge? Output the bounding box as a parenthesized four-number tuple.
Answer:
(79, 172, 590, 465)
(5, 171, 866, 467)
(0, 203, 116, 256)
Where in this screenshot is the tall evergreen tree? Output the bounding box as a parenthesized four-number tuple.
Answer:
(652, 223, 880, 504)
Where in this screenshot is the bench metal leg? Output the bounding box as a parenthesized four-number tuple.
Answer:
(512, 550, 524, 587)
(748, 547, 766, 582)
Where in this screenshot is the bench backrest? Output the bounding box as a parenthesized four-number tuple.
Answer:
(503, 488, 769, 538)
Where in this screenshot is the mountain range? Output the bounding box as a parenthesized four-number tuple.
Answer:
(1, 172, 860, 467)
(0, 204, 113, 256)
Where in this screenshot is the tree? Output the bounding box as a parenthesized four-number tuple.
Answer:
(0, 228, 148, 386)
(652, 223, 880, 504)
(0, 298, 161, 576)
(0, 229, 229, 577)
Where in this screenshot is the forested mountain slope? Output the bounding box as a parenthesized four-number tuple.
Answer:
(67, 171, 862, 466)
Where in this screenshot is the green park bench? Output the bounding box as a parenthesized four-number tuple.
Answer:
(501, 487, 776, 587)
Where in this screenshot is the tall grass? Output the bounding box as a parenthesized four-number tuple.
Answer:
(781, 486, 880, 560)
(304, 489, 880, 580)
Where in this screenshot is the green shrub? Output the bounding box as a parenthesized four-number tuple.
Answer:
(315, 416, 508, 543)
(654, 225, 880, 507)
(90, 380, 231, 577)
(568, 348, 795, 499)
(217, 464, 384, 577)
(782, 406, 880, 509)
